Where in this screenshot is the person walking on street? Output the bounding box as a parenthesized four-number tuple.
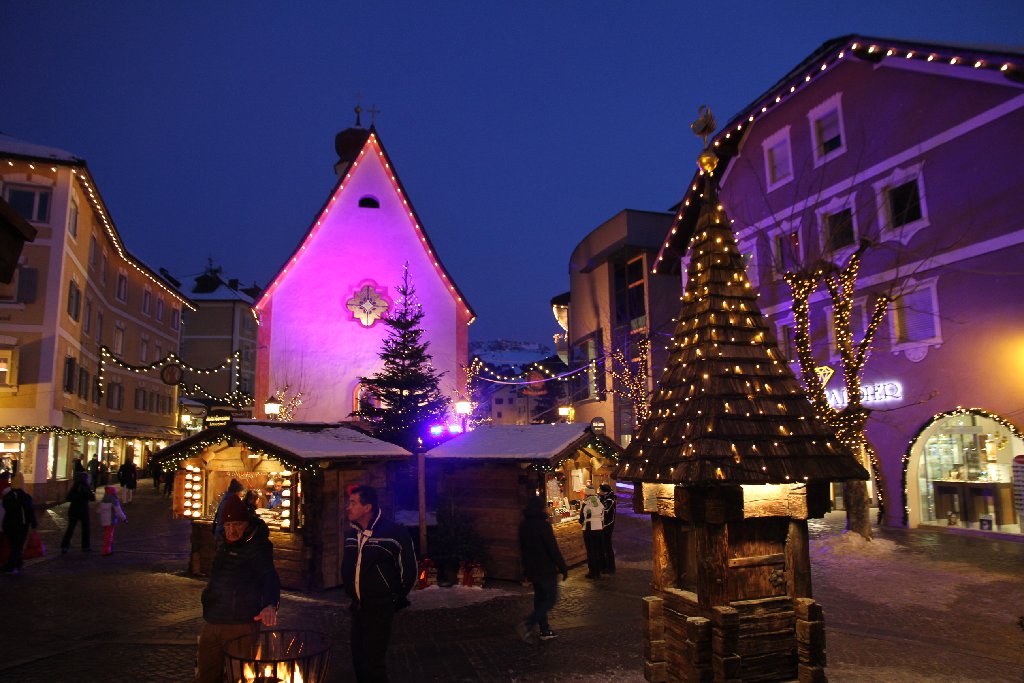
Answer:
(87, 456, 100, 492)
(117, 459, 138, 504)
(162, 466, 175, 497)
(149, 455, 161, 491)
(61, 472, 95, 553)
(1, 473, 38, 574)
(196, 494, 280, 683)
(517, 495, 569, 643)
(341, 484, 417, 683)
(578, 486, 604, 578)
(599, 482, 616, 574)
(97, 486, 128, 556)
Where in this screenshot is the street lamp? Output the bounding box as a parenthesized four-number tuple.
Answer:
(455, 400, 472, 431)
(264, 395, 282, 419)
(558, 405, 571, 422)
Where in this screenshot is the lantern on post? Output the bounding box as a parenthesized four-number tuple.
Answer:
(264, 396, 282, 419)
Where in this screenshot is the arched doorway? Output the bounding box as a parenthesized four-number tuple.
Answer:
(904, 408, 1023, 534)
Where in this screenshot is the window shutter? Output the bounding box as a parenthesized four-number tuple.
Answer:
(16, 267, 38, 303)
(899, 289, 937, 342)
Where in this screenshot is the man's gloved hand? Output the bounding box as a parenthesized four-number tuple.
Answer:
(395, 595, 411, 611)
(562, 570, 569, 582)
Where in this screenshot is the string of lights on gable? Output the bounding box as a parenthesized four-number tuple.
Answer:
(254, 131, 474, 324)
(157, 432, 324, 476)
(468, 355, 594, 386)
(651, 39, 1022, 275)
(1, 158, 194, 311)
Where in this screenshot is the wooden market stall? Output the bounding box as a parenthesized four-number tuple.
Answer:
(425, 422, 622, 582)
(153, 420, 410, 591)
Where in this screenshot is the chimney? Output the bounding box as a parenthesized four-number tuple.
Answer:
(228, 279, 239, 290)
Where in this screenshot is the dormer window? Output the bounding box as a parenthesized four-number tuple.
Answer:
(358, 196, 380, 208)
(807, 93, 846, 166)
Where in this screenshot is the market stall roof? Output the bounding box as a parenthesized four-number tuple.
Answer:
(153, 420, 411, 468)
(425, 423, 621, 463)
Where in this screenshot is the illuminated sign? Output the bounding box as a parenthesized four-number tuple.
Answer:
(826, 381, 903, 410)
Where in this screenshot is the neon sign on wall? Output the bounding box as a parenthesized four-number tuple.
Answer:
(826, 381, 903, 410)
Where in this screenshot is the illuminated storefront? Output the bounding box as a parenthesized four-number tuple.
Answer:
(906, 408, 1023, 535)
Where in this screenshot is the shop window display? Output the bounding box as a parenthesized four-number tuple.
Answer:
(916, 412, 1021, 534)
(542, 450, 614, 527)
(185, 465, 301, 531)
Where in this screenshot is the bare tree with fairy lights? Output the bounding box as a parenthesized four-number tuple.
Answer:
(353, 264, 451, 451)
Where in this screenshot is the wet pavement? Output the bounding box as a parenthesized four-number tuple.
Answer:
(2, 485, 1022, 682)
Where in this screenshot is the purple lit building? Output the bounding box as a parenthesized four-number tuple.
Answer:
(654, 36, 1024, 532)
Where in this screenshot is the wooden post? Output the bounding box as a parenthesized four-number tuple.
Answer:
(418, 450, 428, 556)
(696, 522, 729, 608)
(787, 519, 812, 598)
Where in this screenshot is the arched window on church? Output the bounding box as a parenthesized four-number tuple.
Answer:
(358, 196, 380, 208)
(353, 383, 381, 415)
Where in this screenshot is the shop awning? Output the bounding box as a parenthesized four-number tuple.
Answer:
(152, 420, 411, 468)
(425, 423, 622, 463)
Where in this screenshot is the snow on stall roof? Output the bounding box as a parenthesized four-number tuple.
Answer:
(425, 423, 593, 461)
(235, 422, 410, 459)
(0, 132, 82, 162)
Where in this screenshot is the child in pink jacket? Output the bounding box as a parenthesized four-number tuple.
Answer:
(98, 486, 127, 555)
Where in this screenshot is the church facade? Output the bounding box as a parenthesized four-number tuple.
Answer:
(253, 126, 473, 422)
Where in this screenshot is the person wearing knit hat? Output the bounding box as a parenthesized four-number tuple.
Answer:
(1, 471, 38, 574)
(196, 481, 279, 683)
(97, 486, 127, 556)
(213, 478, 246, 541)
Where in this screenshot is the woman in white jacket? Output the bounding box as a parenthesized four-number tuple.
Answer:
(97, 486, 127, 556)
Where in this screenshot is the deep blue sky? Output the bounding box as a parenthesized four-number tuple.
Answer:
(3, 2, 1022, 349)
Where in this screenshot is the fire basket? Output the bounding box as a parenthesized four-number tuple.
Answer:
(223, 629, 331, 683)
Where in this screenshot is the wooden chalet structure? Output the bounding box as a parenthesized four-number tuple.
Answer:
(425, 423, 622, 581)
(153, 420, 410, 591)
(617, 138, 868, 682)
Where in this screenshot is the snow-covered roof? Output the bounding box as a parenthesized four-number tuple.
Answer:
(154, 421, 410, 466)
(425, 423, 610, 461)
(0, 132, 82, 163)
(188, 283, 256, 304)
(235, 422, 410, 460)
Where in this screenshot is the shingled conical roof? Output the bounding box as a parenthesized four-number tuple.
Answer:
(618, 172, 867, 486)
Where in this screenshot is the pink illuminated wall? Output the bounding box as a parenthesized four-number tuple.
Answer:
(254, 133, 472, 421)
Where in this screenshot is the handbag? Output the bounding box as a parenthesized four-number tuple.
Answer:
(23, 529, 44, 559)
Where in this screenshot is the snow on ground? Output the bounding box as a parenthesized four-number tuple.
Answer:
(408, 584, 518, 611)
(811, 531, 1010, 610)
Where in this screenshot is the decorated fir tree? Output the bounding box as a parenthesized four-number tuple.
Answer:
(355, 265, 451, 450)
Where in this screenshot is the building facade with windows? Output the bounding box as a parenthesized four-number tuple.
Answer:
(565, 209, 677, 446)
(178, 264, 260, 411)
(653, 37, 1024, 532)
(0, 134, 191, 501)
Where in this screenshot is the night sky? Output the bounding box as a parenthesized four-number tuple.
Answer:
(3, 2, 1021, 350)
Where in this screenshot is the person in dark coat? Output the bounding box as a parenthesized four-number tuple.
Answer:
(213, 478, 245, 541)
(87, 456, 100, 492)
(196, 494, 280, 683)
(148, 454, 161, 490)
(61, 472, 95, 553)
(117, 460, 138, 504)
(341, 484, 417, 683)
(517, 495, 569, 643)
(599, 483, 616, 574)
(161, 466, 175, 497)
(1, 473, 38, 573)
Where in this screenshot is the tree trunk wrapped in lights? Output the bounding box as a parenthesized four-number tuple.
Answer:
(619, 111, 868, 683)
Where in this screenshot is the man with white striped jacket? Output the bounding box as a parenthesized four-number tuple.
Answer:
(342, 485, 417, 683)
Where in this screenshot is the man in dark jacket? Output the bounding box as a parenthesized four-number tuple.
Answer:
(117, 459, 138, 504)
(196, 494, 280, 683)
(341, 485, 416, 683)
(61, 471, 95, 553)
(599, 482, 616, 574)
(1, 473, 38, 573)
(517, 495, 569, 643)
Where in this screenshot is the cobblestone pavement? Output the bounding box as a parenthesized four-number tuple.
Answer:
(2, 486, 1022, 682)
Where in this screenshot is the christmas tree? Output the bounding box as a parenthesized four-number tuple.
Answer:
(355, 265, 451, 450)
